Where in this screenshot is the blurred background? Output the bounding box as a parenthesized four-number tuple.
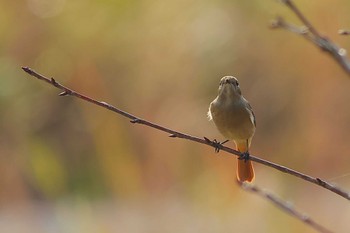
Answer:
(1, 0, 350, 232)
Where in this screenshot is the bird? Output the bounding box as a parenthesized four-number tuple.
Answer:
(208, 76, 256, 182)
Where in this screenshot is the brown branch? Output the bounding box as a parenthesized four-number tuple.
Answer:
(281, 0, 320, 37)
(239, 182, 334, 233)
(271, 0, 350, 76)
(22, 67, 350, 202)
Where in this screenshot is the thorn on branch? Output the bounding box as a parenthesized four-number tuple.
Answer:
(22, 66, 34, 75)
(338, 48, 347, 57)
(203, 137, 211, 143)
(338, 29, 350, 35)
(270, 17, 285, 29)
(316, 178, 326, 186)
(100, 101, 114, 110)
(58, 91, 71, 96)
(130, 118, 141, 124)
(169, 134, 177, 138)
(270, 17, 309, 35)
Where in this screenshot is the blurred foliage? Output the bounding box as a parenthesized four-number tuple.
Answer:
(1, 0, 350, 232)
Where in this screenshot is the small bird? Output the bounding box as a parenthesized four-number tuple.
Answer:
(208, 76, 256, 182)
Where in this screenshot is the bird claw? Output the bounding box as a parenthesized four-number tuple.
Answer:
(238, 151, 250, 162)
(204, 137, 228, 153)
(213, 139, 222, 153)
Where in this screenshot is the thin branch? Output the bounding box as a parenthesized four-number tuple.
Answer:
(281, 0, 321, 37)
(270, 17, 318, 44)
(239, 182, 334, 233)
(271, 0, 350, 76)
(22, 67, 350, 202)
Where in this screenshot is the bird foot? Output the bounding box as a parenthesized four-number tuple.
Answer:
(238, 151, 250, 162)
(204, 137, 229, 153)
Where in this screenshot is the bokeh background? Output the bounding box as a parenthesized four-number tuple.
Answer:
(1, 0, 350, 232)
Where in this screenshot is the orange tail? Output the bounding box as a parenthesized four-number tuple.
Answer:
(237, 159, 255, 183)
(236, 141, 255, 183)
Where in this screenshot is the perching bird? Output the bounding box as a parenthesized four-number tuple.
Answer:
(208, 76, 256, 182)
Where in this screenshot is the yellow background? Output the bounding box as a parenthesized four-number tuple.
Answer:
(1, 0, 350, 232)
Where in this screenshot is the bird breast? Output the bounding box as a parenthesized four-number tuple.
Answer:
(209, 98, 255, 141)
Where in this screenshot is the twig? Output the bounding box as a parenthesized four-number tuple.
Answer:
(239, 182, 334, 233)
(271, 0, 350, 76)
(22, 67, 350, 201)
(281, 0, 320, 37)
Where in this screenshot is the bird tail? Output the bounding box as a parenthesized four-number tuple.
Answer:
(236, 142, 255, 183)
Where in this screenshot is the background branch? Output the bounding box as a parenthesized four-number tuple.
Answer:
(339, 29, 350, 36)
(271, 0, 350, 76)
(239, 182, 333, 233)
(22, 67, 350, 202)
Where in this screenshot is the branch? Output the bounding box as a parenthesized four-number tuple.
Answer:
(22, 67, 350, 202)
(271, 0, 350, 76)
(239, 182, 334, 233)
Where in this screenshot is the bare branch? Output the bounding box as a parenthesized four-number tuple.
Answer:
(239, 182, 334, 233)
(272, 0, 350, 76)
(270, 17, 317, 44)
(22, 67, 350, 202)
(281, 0, 321, 37)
